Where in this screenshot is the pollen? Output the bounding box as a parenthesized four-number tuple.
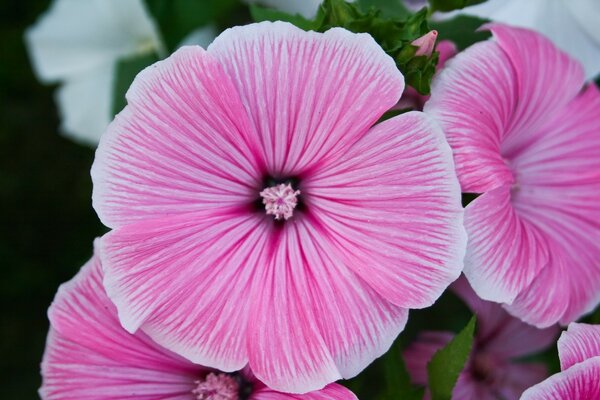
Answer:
(260, 183, 301, 221)
(192, 373, 239, 400)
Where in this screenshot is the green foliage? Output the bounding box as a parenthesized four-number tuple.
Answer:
(144, 0, 240, 50)
(427, 316, 477, 400)
(431, 15, 490, 50)
(250, 0, 440, 95)
(382, 339, 425, 400)
(112, 52, 159, 116)
(428, 0, 486, 12)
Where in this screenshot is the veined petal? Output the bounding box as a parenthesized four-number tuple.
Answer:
(558, 323, 600, 371)
(462, 186, 549, 304)
(208, 21, 404, 177)
(92, 46, 263, 228)
(56, 65, 113, 145)
(305, 112, 465, 309)
(25, 0, 162, 82)
(40, 253, 200, 400)
(520, 357, 600, 400)
(251, 383, 358, 400)
(100, 209, 267, 372)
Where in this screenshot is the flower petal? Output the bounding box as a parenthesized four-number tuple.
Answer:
(462, 186, 550, 304)
(40, 253, 200, 400)
(100, 210, 268, 372)
(520, 357, 600, 400)
(208, 21, 404, 177)
(92, 46, 263, 228)
(25, 0, 162, 82)
(558, 323, 600, 371)
(304, 112, 465, 309)
(404, 331, 454, 385)
(56, 65, 113, 145)
(251, 383, 358, 400)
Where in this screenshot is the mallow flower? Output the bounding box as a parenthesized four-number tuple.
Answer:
(25, 0, 164, 145)
(40, 252, 358, 400)
(404, 277, 560, 399)
(91, 21, 466, 393)
(450, 0, 600, 80)
(521, 323, 600, 399)
(425, 24, 600, 327)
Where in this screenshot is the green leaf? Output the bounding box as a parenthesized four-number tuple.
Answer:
(357, 0, 412, 19)
(112, 52, 159, 116)
(428, 0, 486, 12)
(144, 0, 240, 50)
(249, 4, 324, 30)
(427, 316, 476, 400)
(431, 15, 490, 50)
(382, 339, 425, 400)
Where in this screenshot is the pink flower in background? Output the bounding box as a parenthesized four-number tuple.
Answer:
(425, 23, 600, 327)
(395, 39, 457, 111)
(40, 253, 358, 400)
(91, 21, 466, 393)
(404, 278, 560, 399)
(521, 323, 600, 399)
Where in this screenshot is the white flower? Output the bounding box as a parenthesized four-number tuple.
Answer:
(25, 0, 163, 145)
(452, 0, 600, 80)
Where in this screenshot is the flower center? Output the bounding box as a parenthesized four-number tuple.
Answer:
(259, 183, 300, 221)
(192, 373, 239, 400)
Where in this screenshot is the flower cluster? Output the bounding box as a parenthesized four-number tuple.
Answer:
(32, 1, 600, 399)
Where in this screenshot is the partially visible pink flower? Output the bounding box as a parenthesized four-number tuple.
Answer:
(91, 22, 466, 393)
(404, 277, 560, 400)
(425, 23, 600, 327)
(40, 252, 358, 400)
(521, 323, 600, 399)
(396, 40, 457, 111)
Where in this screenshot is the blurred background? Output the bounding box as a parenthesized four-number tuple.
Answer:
(1, 0, 598, 399)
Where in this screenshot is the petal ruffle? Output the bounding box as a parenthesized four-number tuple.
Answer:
(247, 219, 408, 393)
(558, 323, 600, 371)
(100, 210, 267, 372)
(462, 186, 549, 304)
(305, 112, 465, 309)
(92, 46, 263, 228)
(520, 357, 600, 400)
(40, 253, 200, 400)
(208, 21, 404, 177)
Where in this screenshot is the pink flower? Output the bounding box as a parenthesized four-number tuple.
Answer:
(403, 277, 560, 400)
(91, 21, 466, 393)
(425, 23, 600, 327)
(395, 40, 457, 111)
(521, 323, 600, 399)
(40, 253, 358, 400)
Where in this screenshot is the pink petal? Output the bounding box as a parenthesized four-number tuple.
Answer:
(495, 363, 549, 399)
(304, 112, 466, 309)
(462, 185, 549, 304)
(92, 46, 263, 228)
(403, 331, 454, 385)
(451, 277, 560, 358)
(247, 220, 408, 393)
(251, 383, 358, 399)
(520, 357, 600, 400)
(558, 323, 600, 371)
(207, 21, 404, 178)
(424, 40, 517, 192)
(40, 253, 200, 400)
(100, 209, 267, 372)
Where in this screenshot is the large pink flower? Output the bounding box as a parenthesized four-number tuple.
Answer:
(40, 252, 358, 400)
(91, 21, 466, 392)
(521, 323, 600, 399)
(425, 23, 600, 327)
(404, 277, 560, 400)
